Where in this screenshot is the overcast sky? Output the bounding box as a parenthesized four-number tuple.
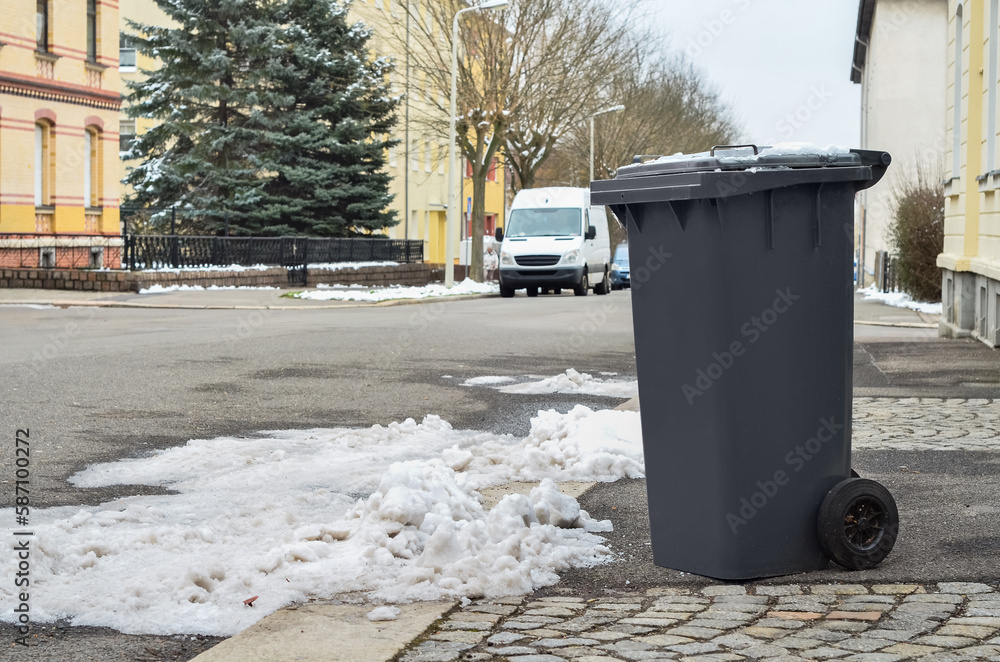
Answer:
(651, 0, 862, 149)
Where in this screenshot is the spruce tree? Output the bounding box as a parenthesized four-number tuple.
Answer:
(124, 0, 399, 236)
(249, 0, 399, 235)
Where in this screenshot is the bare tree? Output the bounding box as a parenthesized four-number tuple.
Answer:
(503, 0, 649, 194)
(390, 0, 648, 282)
(539, 54, 741, 187)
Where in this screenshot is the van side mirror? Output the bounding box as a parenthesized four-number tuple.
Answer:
(585, 225, 596, 240)
(494, 228, 504, 242)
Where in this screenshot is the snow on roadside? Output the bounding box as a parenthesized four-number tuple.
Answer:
(860, 285, 942, 315)
(0, 406, 642, 636)
(138, 284, 281, 294)
(309, 261, 398, 271)
(294, 278, 498, 302)
(125, 261, 397, 274)
(464, 369, 638, 399)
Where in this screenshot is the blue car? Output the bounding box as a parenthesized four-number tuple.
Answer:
(610, 243, 630, 290)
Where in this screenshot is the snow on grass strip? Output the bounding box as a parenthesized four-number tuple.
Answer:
(463, 368, 638, 399)
(293, 278, 498, 302)
(0, 406, 641, 636)
(860, 284, 942, 315)
(138, 284, 281, 294)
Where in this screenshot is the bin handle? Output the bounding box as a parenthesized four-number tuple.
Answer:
(710, 144, 759, 156)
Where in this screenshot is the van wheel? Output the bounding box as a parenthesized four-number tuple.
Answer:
(500, 284, 515, 298)
(526, 286, 539, 297)
(594, 268, 610, 295)
(574, 270, 589, 296)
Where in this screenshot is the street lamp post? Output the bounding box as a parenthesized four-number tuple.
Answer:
(446, 0, 508, 288)
(589, 104, 625, 184)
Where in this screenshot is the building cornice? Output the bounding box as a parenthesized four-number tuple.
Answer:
(0, 71, 120, 110)
(851, 0, 877, 84)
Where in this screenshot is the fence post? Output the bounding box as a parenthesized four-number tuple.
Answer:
(301, 238, 309, 286)
(170, 208, 179, 268)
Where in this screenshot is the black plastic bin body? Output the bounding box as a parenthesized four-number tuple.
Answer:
(591, 146, 890, 580)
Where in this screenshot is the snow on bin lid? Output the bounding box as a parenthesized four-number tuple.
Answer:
(616, 143, 861, 178)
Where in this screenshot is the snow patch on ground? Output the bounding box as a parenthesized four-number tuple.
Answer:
(130, 264, 274, 274)
(465, 369, 638, 399)
(138, 284, 281, 294)
(463, 376, 516, 386)
(0, 407, 642, 636)
(860, 285, 942, 315)
(294, 278, 498, 302)
(309, 261, 399, 271)
(367, 606, 400, 621)
(127, 261, 397, 274)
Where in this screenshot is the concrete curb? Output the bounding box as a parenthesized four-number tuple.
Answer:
(854, 320, 938, 329)
(189, 601, 456, 662)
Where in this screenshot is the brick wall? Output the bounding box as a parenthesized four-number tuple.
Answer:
(0, 263, 451, 292)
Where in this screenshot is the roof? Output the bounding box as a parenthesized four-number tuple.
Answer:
(851, 0, 877, 84)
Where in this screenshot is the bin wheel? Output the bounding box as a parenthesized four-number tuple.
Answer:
(500, 284, 515, 298)
(574, 270, 589, 296)
(595, 268, 611, 295)
(817, 478, 898, 571)
(526, 286, 539, 297)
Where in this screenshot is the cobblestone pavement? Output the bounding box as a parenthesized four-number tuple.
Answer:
(400, 583, 1000, 662)
(853, 399, 1000, 451)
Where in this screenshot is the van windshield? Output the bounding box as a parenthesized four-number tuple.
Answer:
(505, 208, 582, 237)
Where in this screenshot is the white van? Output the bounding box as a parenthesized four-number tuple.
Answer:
(495, 187, 612, 298)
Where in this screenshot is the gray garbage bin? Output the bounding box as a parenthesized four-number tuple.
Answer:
(591, 145, 898, 580)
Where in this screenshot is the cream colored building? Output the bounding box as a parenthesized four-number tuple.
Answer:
(940, 0, 1000, 345)
(0, 0, 121, 266)
(852, 0, 949, 287)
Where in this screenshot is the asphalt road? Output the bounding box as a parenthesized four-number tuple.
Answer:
(1, 289, 999, 660)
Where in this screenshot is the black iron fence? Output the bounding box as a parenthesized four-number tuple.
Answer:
(1, 231, 422, 284)
(123, 235, 423, 270)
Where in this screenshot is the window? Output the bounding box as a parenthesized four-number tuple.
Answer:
(119, 34, 137, 70)
(437, 143, 444, 175)
(34, 123, 52, 207)
(86, 0, 97, 62)
(36, 0, 48, 52)
(410, 138, 419, 171)
(465, 158, 472, 178)
(119, 120, 136, 152)
(487, 156, 497, 182)
(84, 130, 92, 206)
(953, 3, 964, 179)
(388, 142, 398, 168)
(84, 127, 101, 208)
(424, 141, 431, 173)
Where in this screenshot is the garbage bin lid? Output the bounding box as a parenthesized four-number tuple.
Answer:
(616, 143, 877, 179)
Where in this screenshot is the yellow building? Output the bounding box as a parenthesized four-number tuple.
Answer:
(940, 0, 1000, 345)
(350, 0, 505, 265)
(0, 0, 121, 267)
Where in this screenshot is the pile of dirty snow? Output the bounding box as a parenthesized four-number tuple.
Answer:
(0, 406, 642, 636)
